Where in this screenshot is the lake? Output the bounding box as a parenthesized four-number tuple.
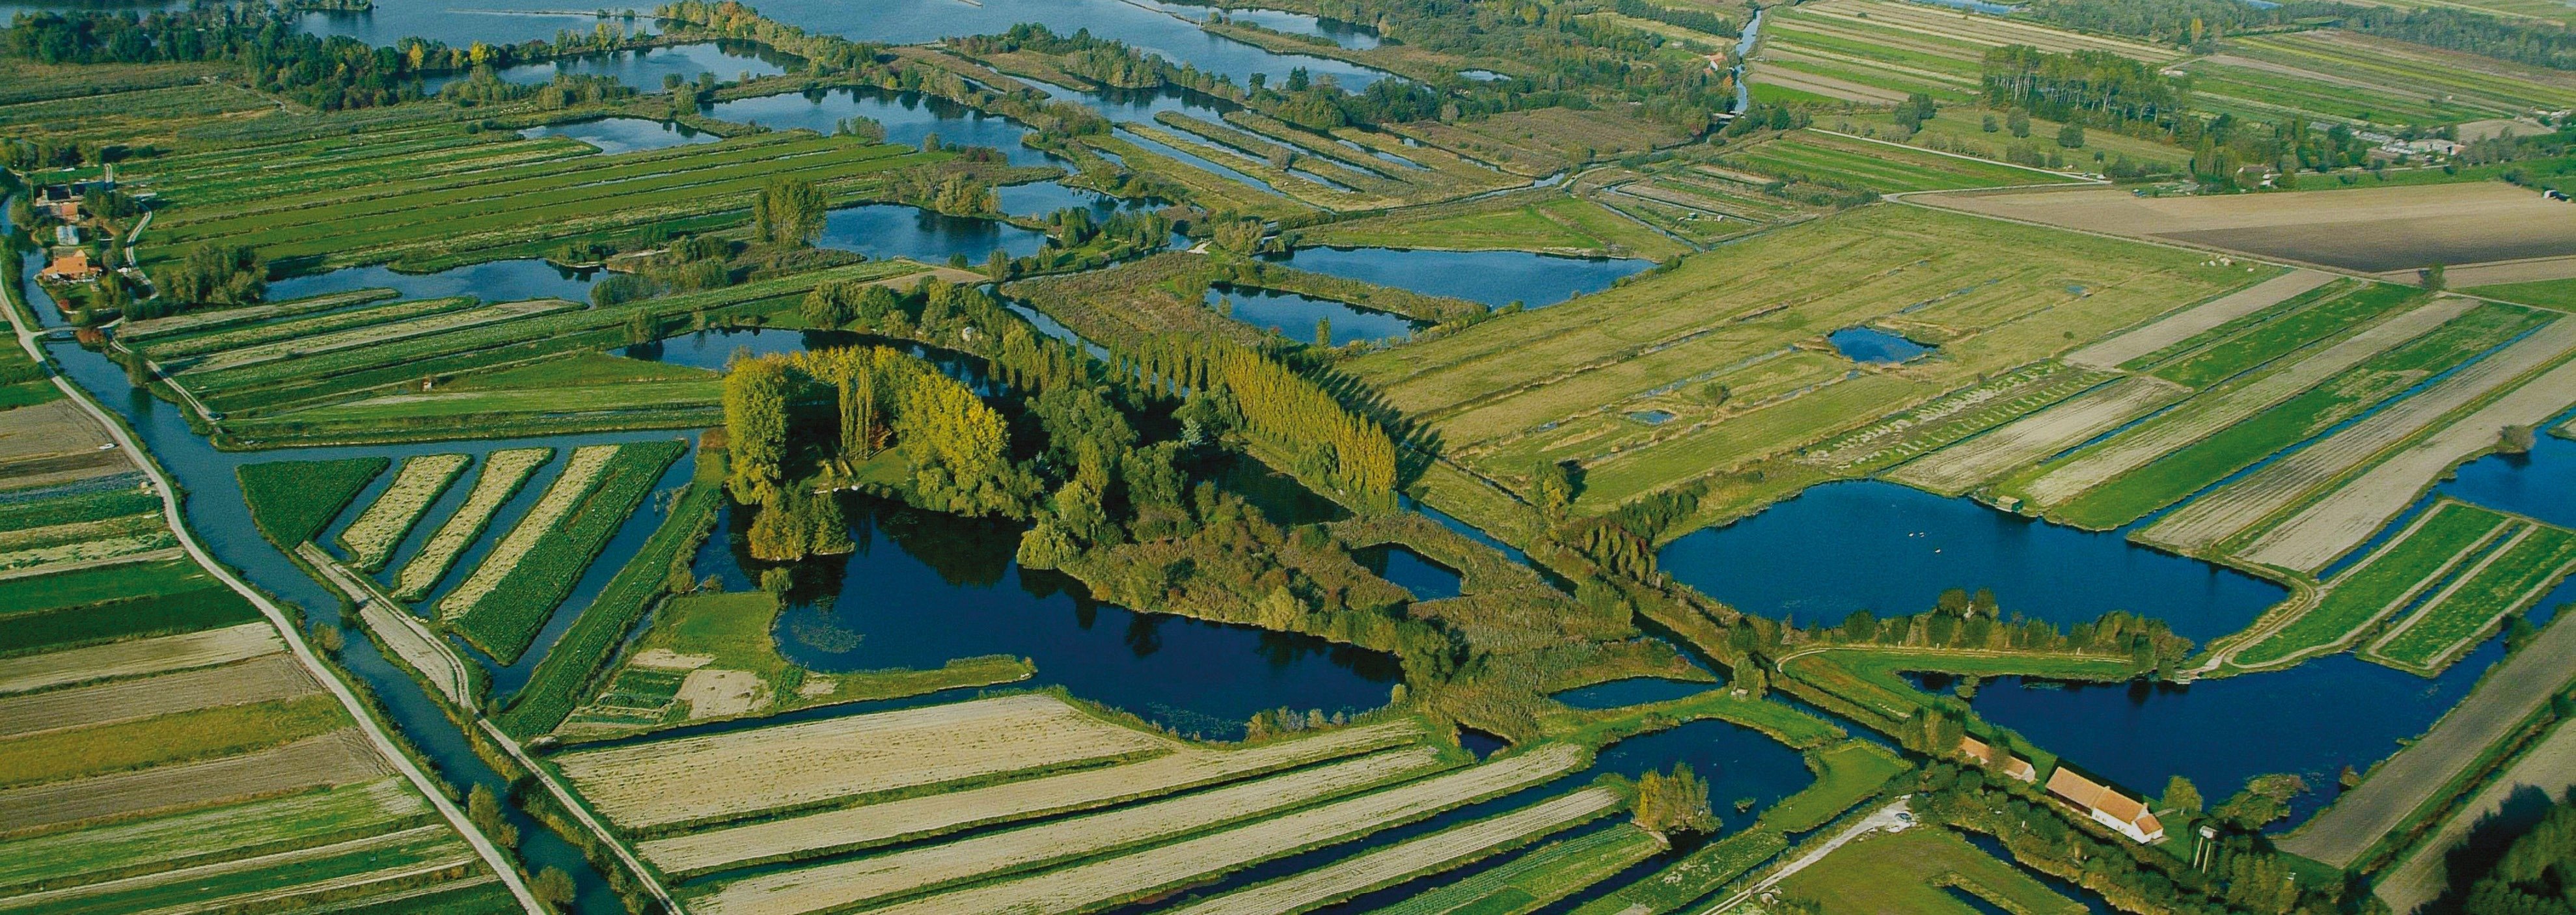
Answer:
(521, 117, 719, 154)
(429, 41, 787, 92)
(1265, 247, 1652, 308)
(737, 0, 1393, 89)
(1208, 283, 1420, 346)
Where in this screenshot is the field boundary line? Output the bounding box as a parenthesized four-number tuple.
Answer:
(0, 543, 184, 582)
(0, 249, 545, 912)
(2363, 525, 2576, 675)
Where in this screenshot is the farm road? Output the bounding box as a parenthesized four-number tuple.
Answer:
(2279, 611, 2576, 867)
(2375, 719, 2576, 914)
(0, 254, 543, 911)
(1706, 799, 1913, 914)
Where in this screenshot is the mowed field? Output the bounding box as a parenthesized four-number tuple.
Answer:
(1350, 204, 2255, 509)
(1917, 182, 2576, 272)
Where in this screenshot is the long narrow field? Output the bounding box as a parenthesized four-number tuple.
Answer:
(2229, 500, 2516, 668)
(1885, 374, 2186, 496)
(335, 453, 469, 571)
(685, 746, 1454, 914)
(2140, 318, 2576, 561)
(554, 694, 1180, 832)
(1162, 786, 1625, 915)
(2066, 270, 2335, 371)
(1713, 131, 2068, 194)
(391, 448, 552, 600)
(841, 743, 1590, 915)
(1918, 182, 2576, 273)
(640, 719, 1429, 877)
(2365, 523, 2576, 674)
(1350, 204, 2253, 510)
(443, 441, 683, 663)
(1369, 825, 1665, 915)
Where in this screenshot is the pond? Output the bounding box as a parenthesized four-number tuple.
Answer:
(1656, 480, 2286, 642)
(1593, 718, 1813, 832)
(817, 204, 1052, 264)
(1354, 543, 1463, 601)
(521, 117, 719, 154)
(1828, 326, 1934, 364)
(1266, 247, 1652, 309)
(1551, 677, 1716, 709)
(739, 0, 1394, 89)
(433, 41, 788, 92)
(264, 258, 599, 303)
(710, 495, 1402, 740)
(1194, 5, 1381, 49)
(703, 88, 1061, 168)
(1207, 283, 1420, 346)
(296, 4, 655, 49)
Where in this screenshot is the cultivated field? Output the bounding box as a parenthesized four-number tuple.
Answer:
(1918, 182, 2576, 272)
(1163, 785, 1624, 914)
(0, 623, 280, 696)
(2230, 501, 2514, 668)
(555, 694, 1179, 831)
(1886, 374, 2185, 496)
(392, 448, 551, 600)
(2366, 523, 2576, 674)
(0, 653, 314, 738)
(336, 453, 469, 571)
(2065, 270, 2335, 370)
(1372, 824, 1664, 915)
(640, 718, 1429, 876)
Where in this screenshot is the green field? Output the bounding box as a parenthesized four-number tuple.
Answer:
(449, 440, 685, 663)
(236, 457, 389, 545)
(2045, 302, 2547, 529)
(1304, 192, 1692, 260)
(1718, 131, 2061, 194)
(0, 779, 431, 894)
(1761, 741, 1910, 834)
(2150, 283, 2426, 389)
(2370, 523, 2576, 672)
(1570, 827, 1785, 914)
(1774, 826, 2083, 915)
(0, 694, 343, 789)
(2235, 501, 2514, 666)
(1372, 825, 1665, 915)
(2469, 277, 2576, 309)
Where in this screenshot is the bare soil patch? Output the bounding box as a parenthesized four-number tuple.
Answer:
(1921, 183, 2576, 273)
(2067, 270, 2336, 370)
(0, 623, 281, 696)
(0, 399, 125, 489)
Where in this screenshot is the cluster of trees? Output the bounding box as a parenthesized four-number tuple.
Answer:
(1632, 763, 1718, 837)
(1607, 0, 1738, 39)
(752, 178, 829, 246)
(437, 70, 637, 109)
(1980, 48, 2184, 133)
(2458, 795, 2576, 915)
(146, 243, 264, 313)
(655, 0, 879, 72)
(1110, 335, 1399, 512)
(1815, 597, 2193, 676)
(2020, 0, 2576, 72)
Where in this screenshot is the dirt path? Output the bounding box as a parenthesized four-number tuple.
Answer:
(1706, 800, 1914, 914)
(0, 254, 542, 912)
(2277, 612, 2576, 867)
(299, 543, 473, 707)
(2375, 718, 2576, 914)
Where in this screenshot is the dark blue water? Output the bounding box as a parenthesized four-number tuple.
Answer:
(737, 0, 1393, 88)
(264, 259, 599, 303)
(1658, 481, 2284, 640)
(704, 88, 1060, 167)
(1198, 5, 1380, 49)
(1591, 718, 1812, 833)
(297, 5, 653, 48)
(1355, 543, 1462, 601)
(994, 181, 1160, 219)
(1553, 677, 1717, 709)
(1209, 284, 1419, 346)
(477, 41, 785, 90)
(521, 117, 719, 154)
(717, 497, 1400, 740)
(1266, 247, 1650, 309)
(2432, 421, 2576, 530)
(1958, 648, 2493, 828)
(1828, 327, 1932, 364)
(818, 204, 1052, 264)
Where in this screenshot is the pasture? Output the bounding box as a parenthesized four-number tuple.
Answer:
(392, 448, 553, 601)
(442, 441, 683, 663)
(1917, 182, 2576, 273)
(1770, 826, 2084, 915)
(1716, 130, 2066, 194)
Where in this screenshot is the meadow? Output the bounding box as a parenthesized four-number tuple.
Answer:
(2368, 523, 2576, 673)
(2232, 501, 2514, 668)
(443, 441, 683, 663)
(1773, 826, 2085, 915)
(392, 448, 552, 601)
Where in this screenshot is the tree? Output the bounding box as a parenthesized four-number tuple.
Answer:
(532, 867, 577, 912)
(2502, 424, 2537, 454)
(1982, 113, 1999, 132)
(752, 177, 827, 246)
(465, 784, 520, 849)
(722, 358, 791, 505)
(1896, 92, 1937, 130)
(2420, 262, 2448, 290)
(2056, 121, 2085, 149)
(1633, 763, 1717, 837)
(2163, 774, 2202, 817)
(2007, 108, 2031, 138)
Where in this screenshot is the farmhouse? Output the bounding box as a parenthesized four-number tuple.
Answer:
(39, 250, 102, 282)
(1958, 735, 2038, 783)
(2045, 766, 2165, 843)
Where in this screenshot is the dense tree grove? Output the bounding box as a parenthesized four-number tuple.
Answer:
(2460, 797, 2576, 915)
(1811, 592, 2193, 676)
(1632, 763, 1717, 837)
(1980, 48, 2182, 132)
(146, 243, 264, 313)
(1112, 335, 1400, 512)
(752, 178, 829, 246)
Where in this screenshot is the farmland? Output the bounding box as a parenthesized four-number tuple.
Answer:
(2366, 522, 2576, 674)
(392, 448, 552, 600)
(1918, 183, 2576, 273)
(441, 441, 685, 663)
(335, 453, 469, 571)
(1712, 130, 2069, 194)
(2228, 500, 2516, 668)
(1370, 825, 1665, 915)
(1766, 826, 2084, 915)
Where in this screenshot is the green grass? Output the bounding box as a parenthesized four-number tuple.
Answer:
(2236, 500, 2514, 666)
(0, 584, 263, 658)
(445, 351, 716, 390)
(2049, 302, 2548, 528)
(0, 487, 161, 535)
(1759, 741, 1910, 834)
(323, 877, 525, 914)
(16, 825, 475, 915)
(1304, 194, 1690, 260)
(496, 472, 719, 739)
(0, 379, 59, 411)
(0, 557, 208, 613)
(451, 441, 685, 664)
(139, 297, 480, 362)
(0, 694, 344, 789)
(1720, 131, 2057, 194)
(2372, 524, 2576, 672)
(0, 779, 428, 893)
(236, 457, 389, 546)
(2151, 282, 2424, 389)
(2469, 278, 2576, 310)
(1371, 825, 1665, 915)
(1774, 826, 2083, 915)
(1567, 827, 1786, 914)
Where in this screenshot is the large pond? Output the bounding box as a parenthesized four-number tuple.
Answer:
(521, 117, 719, 154)
(703, 495, 1403, 740)
(1265, 246, 1652, 309)
(737, 0, 1393, 89)
(1658, 480, 2286, 642)
(427, 41, 788, 93)
(297, 4, 657, 49)
(704, 87, 1062, 168)
(819, 204, 1053, 264)
(1208, 283, 1419, 346)
(265, 258, 599, 303)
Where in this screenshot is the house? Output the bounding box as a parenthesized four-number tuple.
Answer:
(39, 250, 102, 282)
(2045, 766, 2165, 843)
(1958, 735, 2038, 783)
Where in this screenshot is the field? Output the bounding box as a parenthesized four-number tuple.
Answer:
(2366, 523, 2576, 674)
(1918, 182, 2576, 273)
(236, 457, 389, 546)
(1349, 204, 2251, 512)
(1137, 109, 1527, 212)
(1760, 741, 1910, 834)
(335, 454, 470, 571)
(2064, 270, 2334, 371)
(1714, 130, 2067, 195)
(1886, 375, 2185, 496)
(0, 653, 313, 738)
(1163, 785, 1624, 914)
(391, 448, 552, 600)
(1303, 191, 1692, 260)
(1769, 826, 2083, 915)
(2469, 277, 2576, 308)
(0, 400, 127, 491)
(2230, 500, 2515, 668)
(443, 441, 684, 663)
(1572, 828, 1787, 915)
(1370, 824, 1666, 915)
(553, 694, 1181, 832)
(1751, 0, 2173, 109)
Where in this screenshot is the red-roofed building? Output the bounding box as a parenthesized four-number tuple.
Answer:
(1958, 735, 2038, 783)
(39, 251, 102, 282)
(2045, 766, 2165, 843)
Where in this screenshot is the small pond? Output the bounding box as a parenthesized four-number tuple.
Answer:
(817, 204, 1052, 264)
(1208, 284, 1419, 346)
(1591, 718, 1813, 833)
(1657, 480, 2286, 642)
(1828, 326, 1933, 364)
(717, 495, 1401, 740)
(521, 117, 719, 154)
(1265, 246, 1651, 309)
(1354, 543, 1463, 601)
(264, 258, 599, 304)
(1459, 69, 1513, 82)
(1551, 677, 1717, 710)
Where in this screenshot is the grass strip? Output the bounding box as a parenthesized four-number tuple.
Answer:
(495, 469, 718, 739)
(448, 441, 686, 663)
(1567, 827, 1787, 914)
(2236, 500, 2510, 665)
(0, 584, 262, 659)
(1366, 823, 1665, 915)
(391, 448, 551, 601)
(0, 694, 344, 789)
(237, 458, 389, 546)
